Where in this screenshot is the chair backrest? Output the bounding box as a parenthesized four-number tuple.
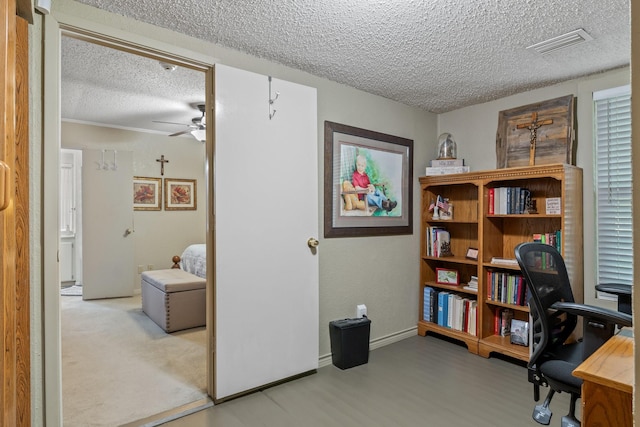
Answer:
(514, 242, 578, 368)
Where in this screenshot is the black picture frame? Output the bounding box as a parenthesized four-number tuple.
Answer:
(466, 247, 479, 260)
(323, 121, 413, 238)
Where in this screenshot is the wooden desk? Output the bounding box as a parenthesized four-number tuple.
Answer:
(573, 328, 633, 427)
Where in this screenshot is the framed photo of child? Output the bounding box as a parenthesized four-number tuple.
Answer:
(324, 121, 413, 238)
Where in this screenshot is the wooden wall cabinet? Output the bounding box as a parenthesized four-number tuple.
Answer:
(418, 164, 583, 361)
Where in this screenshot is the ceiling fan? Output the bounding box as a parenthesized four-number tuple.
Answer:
(153, 103, 206, 141)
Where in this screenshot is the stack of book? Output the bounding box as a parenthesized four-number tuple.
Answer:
(425, 158, 470, 175)
(486, 270, 528, 306)
(426, 226, 450, 257)
(490, 257, 519, 266)
(533, 231, 561, 252)
(423, 286, 477, 335)
(488, 187, 531, 214)
(463, 275, 478, 292)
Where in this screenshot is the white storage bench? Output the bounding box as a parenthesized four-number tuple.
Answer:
(141, 269, 206, 333)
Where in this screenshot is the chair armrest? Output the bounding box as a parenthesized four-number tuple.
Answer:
(553, 301, 632, 358)
(551, 301, 632, 327)
(595, 283, 632, 296)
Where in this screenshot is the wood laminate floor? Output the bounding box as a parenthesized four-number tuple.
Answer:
(161, 334, 575, 427)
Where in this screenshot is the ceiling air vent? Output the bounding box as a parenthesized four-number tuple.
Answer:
(526, 29, 593, 55)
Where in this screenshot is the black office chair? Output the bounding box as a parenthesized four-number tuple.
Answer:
(514, 242, 632, 427)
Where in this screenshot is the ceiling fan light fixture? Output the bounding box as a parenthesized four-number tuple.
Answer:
(526, 28, 593, 55)
(191, 129, 206, 142)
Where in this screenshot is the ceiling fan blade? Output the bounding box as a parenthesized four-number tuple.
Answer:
(169, 129, 192, 137)
(153, 120, 191, 127)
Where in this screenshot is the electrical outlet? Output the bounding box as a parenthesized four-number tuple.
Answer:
(356, 304, 367, 318)
(137, 265, 144, 274)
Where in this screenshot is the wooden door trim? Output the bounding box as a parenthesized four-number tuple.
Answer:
(15, 13, 31, 426)
(2, 0, 30, 424)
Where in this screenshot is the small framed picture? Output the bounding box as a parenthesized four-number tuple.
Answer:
(466, 247, 479, 260)
(510, 319, 529, 346)
(133, 177, 161, 211)
(164, 178, 197, 211)
(436, 268, 459, 285)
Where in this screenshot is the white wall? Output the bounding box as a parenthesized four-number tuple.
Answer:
(438, 66, 631, 308)
(62, 122, 207, 291)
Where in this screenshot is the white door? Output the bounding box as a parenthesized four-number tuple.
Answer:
(81, 149, 135, 300)
(214, 64, 319, 400)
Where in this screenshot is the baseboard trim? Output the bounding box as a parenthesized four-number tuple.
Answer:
(318, 326, 417, 368)
(121, 398, 213, 427)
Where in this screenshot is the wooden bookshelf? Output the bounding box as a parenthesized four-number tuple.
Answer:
(418, 163, 583, 362)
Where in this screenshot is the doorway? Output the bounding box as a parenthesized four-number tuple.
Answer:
(58, 34, 210, 425)
(45, 10, 320, 424)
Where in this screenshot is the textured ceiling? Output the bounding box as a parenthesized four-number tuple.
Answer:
(63, 0, 630, 135)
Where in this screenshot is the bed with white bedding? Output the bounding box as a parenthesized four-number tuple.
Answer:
(173, 243, 206, 278)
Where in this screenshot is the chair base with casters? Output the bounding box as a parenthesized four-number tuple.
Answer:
(514, 242, 632, 427)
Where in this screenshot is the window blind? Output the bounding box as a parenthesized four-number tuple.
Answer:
(594, 85, 633, 286)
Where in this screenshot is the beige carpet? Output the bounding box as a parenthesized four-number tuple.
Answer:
(61, 294, 207, 426)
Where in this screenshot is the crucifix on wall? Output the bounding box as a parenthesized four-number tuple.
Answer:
(156, 155, 169, 176)
(516, 112, 553, 166)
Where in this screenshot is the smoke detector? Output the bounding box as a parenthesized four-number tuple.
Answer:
(158, 61, 177, 71)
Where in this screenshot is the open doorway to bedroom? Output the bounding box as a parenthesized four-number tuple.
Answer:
(59, 34, 210, 426)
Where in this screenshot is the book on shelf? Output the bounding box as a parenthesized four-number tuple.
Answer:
(533, 230, 562, 253)
(510, 319, 529, 346)
(488, 188, 494, 215)
(437, 292, 448, 326)
(496, 187, 508, 215)
(423, 286, 433, 322)
(490, 187, 530, 215)
(447, 294, 455, 328)
(435, 230, 451, 257)
(519, 189, 531, 214)
(427, 289, 477, 336)
(426, 226, 449, 257)
(467, 300, 478, 336)
(431, 158, 464, 167)
(462, 275, 478, 292)
(486, 270, 527, 306)
(490, 257, 519, 266)
(425, 166, 470, 175)
(499, 309, 514, 337)
(431, 289, 438, 324)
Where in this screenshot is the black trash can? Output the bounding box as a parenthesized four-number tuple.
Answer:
(329, 317, 371, 369)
